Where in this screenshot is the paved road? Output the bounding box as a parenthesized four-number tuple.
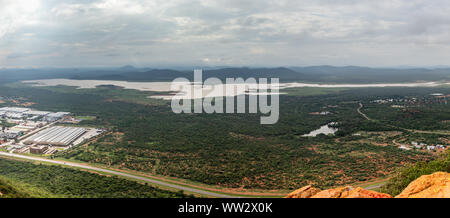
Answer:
(364, 183, 386, 190)
(0, 152, 234, 198)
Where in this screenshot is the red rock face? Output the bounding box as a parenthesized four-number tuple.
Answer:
(286, 186, 392, 198)
(396, 172, 450, 198)
(310, 186, 353, 198)
(285, 185, 321, 198)
(286, 172, 450, 198)
(344, 187, 392, 198)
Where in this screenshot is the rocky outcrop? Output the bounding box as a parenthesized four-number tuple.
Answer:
(310, 186, 353, 198)
(345, 187, 392, 198)
(396, 172, 449, 198)
(285, 185, 320, 198)
(287, 186, 392, 198)
(287, 172, 450, 198)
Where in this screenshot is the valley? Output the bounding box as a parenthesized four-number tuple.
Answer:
(1, 79, 448, 197)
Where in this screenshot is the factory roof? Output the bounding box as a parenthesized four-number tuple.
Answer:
(25, 126, 86, 146)
(46, 112, 71, 117)
(24, 110, 51, 116)
(0, 107, 30, 113)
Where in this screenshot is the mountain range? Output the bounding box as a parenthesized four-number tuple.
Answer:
(2, 66, 450, 84)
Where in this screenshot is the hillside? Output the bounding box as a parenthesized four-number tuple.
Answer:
(286, 151, 450, 198)
(380, 150, 450, 196)
(0, 178, 30, 198)
(0, 158, 191, 198)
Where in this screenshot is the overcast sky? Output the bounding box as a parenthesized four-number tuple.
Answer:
(1, 0, 450, 68)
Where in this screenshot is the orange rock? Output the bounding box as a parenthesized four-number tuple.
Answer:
(310, 186, 353, 198)
(396, 172, 450, 198)
(344, 187, 392, 198)
(286, 186, 392, 198)
(285, 185, 321, 198)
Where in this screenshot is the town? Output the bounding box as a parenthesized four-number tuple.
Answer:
(0, 107, 105, 155)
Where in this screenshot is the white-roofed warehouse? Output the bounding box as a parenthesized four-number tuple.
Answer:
(24, 126, 87, 146)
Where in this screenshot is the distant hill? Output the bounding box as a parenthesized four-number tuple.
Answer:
(1, 66, 450, 84)
(75, 66, 450, 83)
(118, 65, 138, 72)
(289, 66, 450, 83)
(202, 67, 302, 81)
(70, 67, 302, 82)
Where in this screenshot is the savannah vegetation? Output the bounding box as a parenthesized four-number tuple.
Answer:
(0, 83, 448, 190)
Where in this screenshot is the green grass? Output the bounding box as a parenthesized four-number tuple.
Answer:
(0, 176, 61, 198)
(75, 116, 96, 121)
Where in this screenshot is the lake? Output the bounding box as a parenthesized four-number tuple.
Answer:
(302, 123, 338, 137)
(22, 79, 448, 100)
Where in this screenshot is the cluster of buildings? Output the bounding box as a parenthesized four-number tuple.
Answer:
(0, 106, 104, 155)
(373, 98, 395, 104)
(399, 141, 447, 151)
(0, 107, 70, 141)
(372, 97, 420, 104)
(0, 107, 70, 122)
(309, 111, 331, 115)
(411, 141, 447, 151)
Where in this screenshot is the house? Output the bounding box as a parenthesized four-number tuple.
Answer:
(426, 145, 436, 151)
(436, 144, 446, 149)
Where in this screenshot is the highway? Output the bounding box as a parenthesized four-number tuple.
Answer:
(364, 183, 386, 190)
(0, 152, 234, 198)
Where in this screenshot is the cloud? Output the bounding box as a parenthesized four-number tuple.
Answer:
(1, 0, 450, 67)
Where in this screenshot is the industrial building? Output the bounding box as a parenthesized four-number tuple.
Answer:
(0, 107, 30, 113)
(24, 126, 87, 146)
(30, 145, 48, 154)
(24, 110, 51, 116)
(44, 112, 71, 122)
(0, 107, 68, 121)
